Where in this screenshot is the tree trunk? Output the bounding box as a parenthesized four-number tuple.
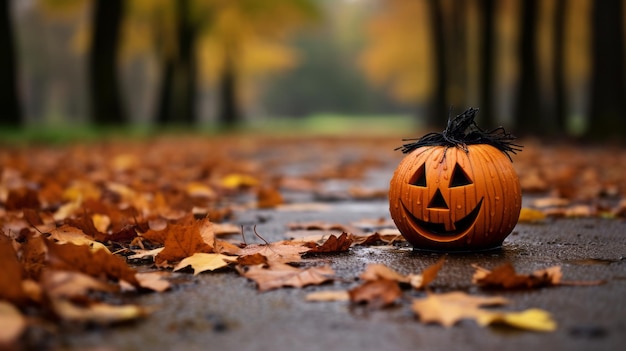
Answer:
(218, 52, 240, 128)
(89, 0, 126, 125)
(0, 0, 21, 126)
(478, 0, 495, 127)
(155, 0, 197, 125)
(552, 0, 567, 133)
(426, 0, 447, 130)
(514, 0, 547, 135)
(587, 0, 626, 138)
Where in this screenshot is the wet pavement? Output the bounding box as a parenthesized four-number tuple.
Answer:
(57, 199, 626, 351)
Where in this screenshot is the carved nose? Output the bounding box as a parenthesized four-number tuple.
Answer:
(428, 188, 449, 209)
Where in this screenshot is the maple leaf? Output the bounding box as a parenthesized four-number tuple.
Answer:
(0, 301, 27, 346)
(173, 253, 233, 275)
(237, 262, 334, 292)
(472, 263, 562, 289)
(411, 292, 557, 331)
(412, 292, 508, 327)
(348, 279, 402, 308)
(155, 223, 214, 267)
(45, 240, 139, 286)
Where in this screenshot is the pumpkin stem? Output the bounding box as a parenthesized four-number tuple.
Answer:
(396, 107, 522, 161)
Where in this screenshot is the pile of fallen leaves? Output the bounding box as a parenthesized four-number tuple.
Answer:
(0, 136, 623, 347)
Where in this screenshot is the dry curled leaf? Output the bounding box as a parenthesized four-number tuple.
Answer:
(348, 279, 402, 308)
(237, 262, 334, 292)
(360, 257, 445, 289)
(51, 299, 150, 325)
(238, 242, 310, 264)
(472, 263, 562, 289)
(135, 272, 171, 292)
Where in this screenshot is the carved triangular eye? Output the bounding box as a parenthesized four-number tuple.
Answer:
(428, 188, 449, 209)
(450, 163, 472, 187)
(409, 164, 427, 187)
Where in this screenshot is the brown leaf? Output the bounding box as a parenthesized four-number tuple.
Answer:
(308, 232, 353, 253)
(40, 270, 118, 298)
(472, 263, 562, 289)
(257, 186, 284, 209)
(155, 222, 214, 267)
(348, 279, 402, 308)
(234, 253, 268, 266)
(352, 231, 405, 246)
(0, 235, 26, 304)
(305, 290, 350, 302)
(238, 243, 309, 264)
(237, 262, 334, 292)
(360, 257, 445, 290)
(45, 240, 139, 286)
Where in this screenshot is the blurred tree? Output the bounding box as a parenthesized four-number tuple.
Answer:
(552, 0, 567, 132)
(155, 0, 199, 125)
(426, 0, 447, 129)
(514, 0, 552, 135)
(587, 0, 626, 138)
(478, 0, 495, 127)
(360, 0, 435, 125)
(89, 0, 126, 125)
(0, 0, 21, 126)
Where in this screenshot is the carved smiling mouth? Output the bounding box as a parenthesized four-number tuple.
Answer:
(402, 198, 483, 237)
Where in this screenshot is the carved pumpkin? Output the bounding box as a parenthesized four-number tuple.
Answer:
(389, 108, 522, 251)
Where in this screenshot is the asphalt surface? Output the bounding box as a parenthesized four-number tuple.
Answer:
(53, 198, 626, 351)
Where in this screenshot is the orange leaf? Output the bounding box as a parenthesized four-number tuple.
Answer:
(472, 263, 562, 289)
(307, 232, 353, 253)
(0, 235, 26, 304)
(45, 240, 139, 286)
(155, 223, 213, 267)
(238, 243, 309, 264)
(348, 279, 402, 308)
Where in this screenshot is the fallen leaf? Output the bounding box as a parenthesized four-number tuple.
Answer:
(232, 253, 268, 266)
(0, 301, 27, 346)
(257, 186, 284, 208)
(305, 290, 350, 302)
(220, 174, 258, 189)
(472, 263, 562, 289)
(307, 232, 353, 253)
(352, 231, 405, 246)
(360, 257, 445, 289)
(412, 291, 508, 328)
(0, 235, 26, 304)
(135, 272, 171, 292)
(518, 208, 547, 223)
(92, 214, 111, 233)
(155, 222, 214, 267)
(238, 242, 309, 264)
(412, 292, 557, 331)
(348, 279, 402, 308)
(237, 262, 334, 292)
(41, 270, 118, 298)
(128, 247, 164, 260)
(48, 224, 110, 253)
(51, 299, 150, 324)
(45, 241, 139, 286)
(173, 253, 233, 275)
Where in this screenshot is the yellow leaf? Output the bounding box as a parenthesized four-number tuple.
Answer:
(52, 299, 149, 324)
(173, 253, 232, 275)
(92, 214, 111, 233)
(518, 208, 547, 223)
(494, 308, 557, 332)
(220, 174, 259, 189)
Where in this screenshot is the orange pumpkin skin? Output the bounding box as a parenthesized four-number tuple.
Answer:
(389, 144, 521, 251)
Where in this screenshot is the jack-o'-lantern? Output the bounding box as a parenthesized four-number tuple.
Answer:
(389, 108, 522, 251)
